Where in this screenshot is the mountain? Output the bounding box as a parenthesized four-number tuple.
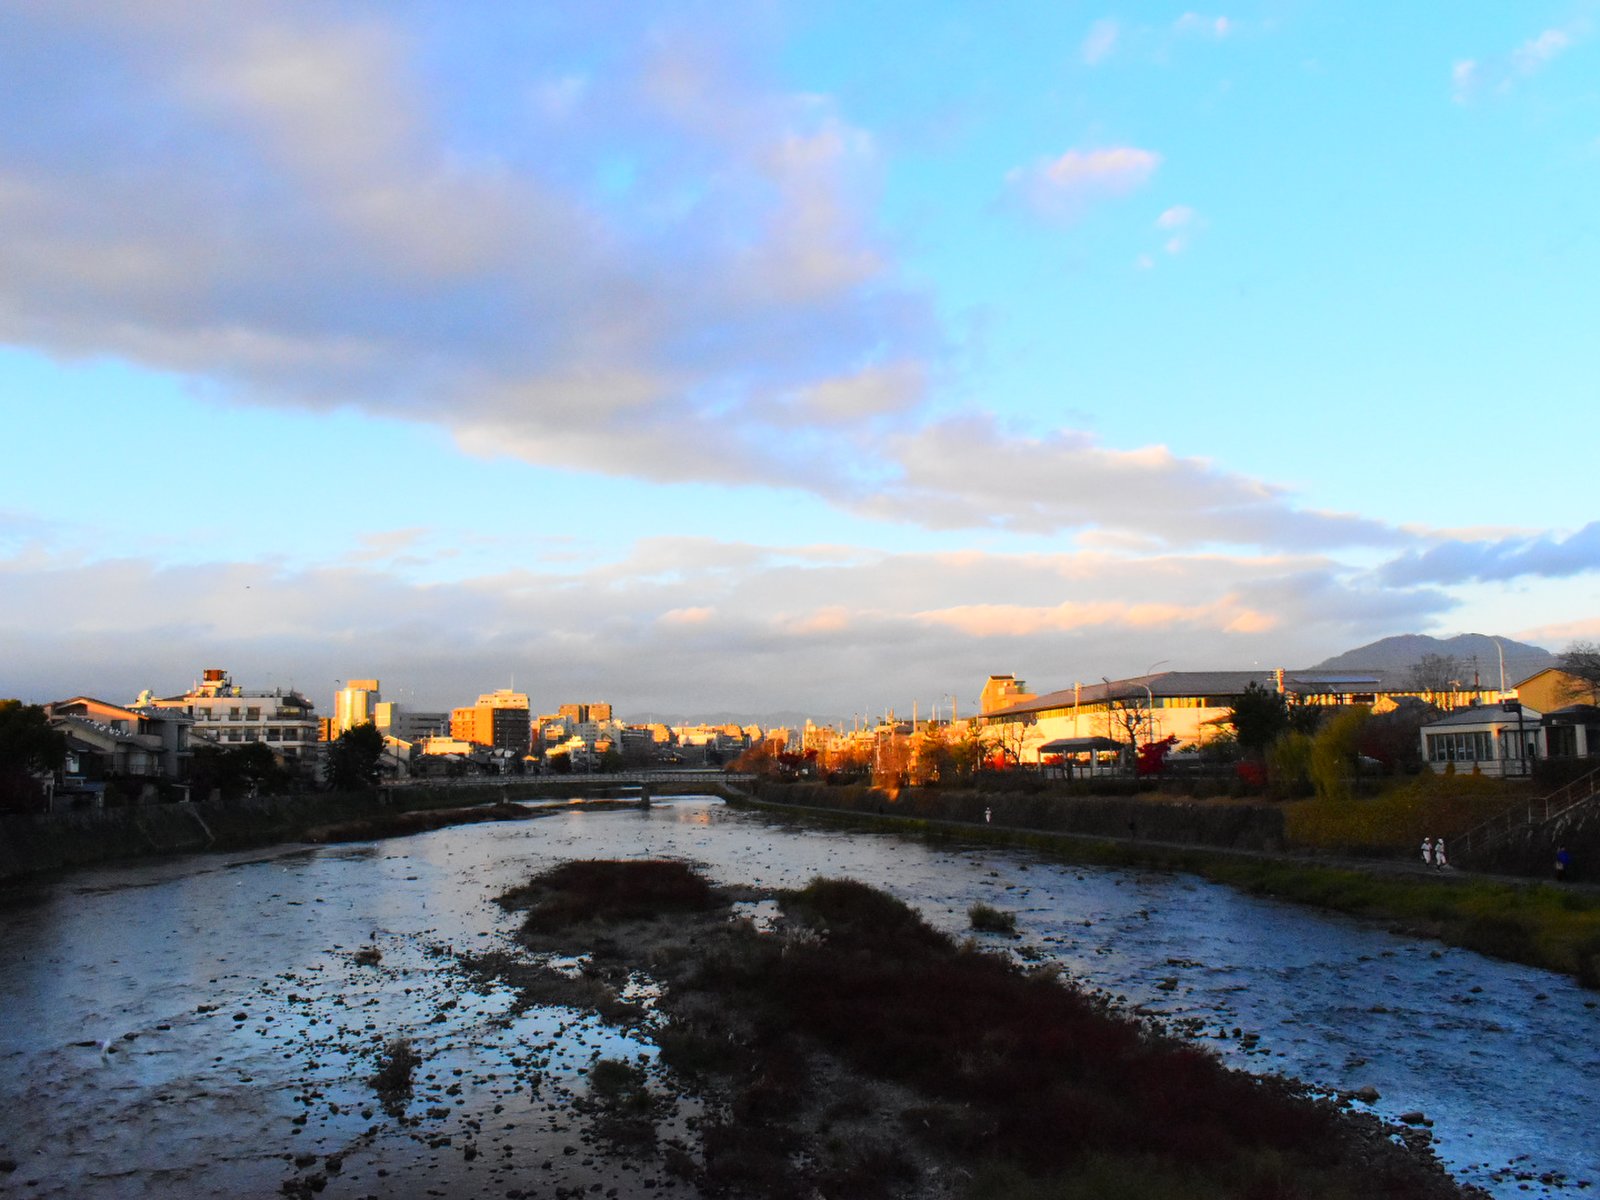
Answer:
(1311, 633, 1557, 689)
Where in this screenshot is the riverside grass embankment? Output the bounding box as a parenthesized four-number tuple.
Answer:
(737, 779, 1600, 991)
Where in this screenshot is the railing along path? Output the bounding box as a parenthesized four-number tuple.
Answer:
(1456, 765, 1600, 856)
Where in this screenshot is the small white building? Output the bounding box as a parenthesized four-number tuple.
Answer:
(1420, 700, 1544, 777)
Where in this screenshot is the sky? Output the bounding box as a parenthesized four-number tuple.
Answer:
(2, 0, 1598, 721)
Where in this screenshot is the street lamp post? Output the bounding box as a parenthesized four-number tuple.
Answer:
(1143, 661, 1168, 746)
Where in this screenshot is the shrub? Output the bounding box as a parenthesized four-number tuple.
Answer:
(968, 903, 1018, 935)
(498, 859, 719, 932)
(369, 1038, 421, 1114)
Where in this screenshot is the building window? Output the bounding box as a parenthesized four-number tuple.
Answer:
(1426, 731, 1493, 763)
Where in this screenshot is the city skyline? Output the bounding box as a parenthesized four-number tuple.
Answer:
(3, 3, 1598, 715)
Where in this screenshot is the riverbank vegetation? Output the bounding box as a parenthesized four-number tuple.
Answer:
(1281, 773, 1528, 854)
(739, 786, 1600, 989)
(493, 859, 1475, 1199)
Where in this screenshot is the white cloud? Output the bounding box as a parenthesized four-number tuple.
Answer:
(1008, 147, 1161, 222)
(1154, 205, 1200, 255)
(0, 3, 932, 495)
(1173, 13, 1232, 39)
(0, 4, 1484, 558)
(1514, 27, 1573, 74)
(914, 596, 1275, 638)
(1516, 616, 1600, 645)
(854, 416, 1403, 550)
(1081, 18, 1119, 65)
(1453, 21, 1587, 101)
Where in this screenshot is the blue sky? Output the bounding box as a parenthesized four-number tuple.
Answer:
(2, 1, 1596, 718)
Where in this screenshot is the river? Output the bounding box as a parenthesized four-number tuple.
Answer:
(0, 797, 1594, 1198)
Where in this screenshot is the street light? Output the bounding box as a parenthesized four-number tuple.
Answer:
(1143, 661, 1168, 743)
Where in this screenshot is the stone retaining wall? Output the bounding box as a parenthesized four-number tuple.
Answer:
(750, 781, 1285, 851)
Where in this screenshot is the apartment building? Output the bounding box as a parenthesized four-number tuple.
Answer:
(139, 668, 320, 771)
(451, 689, 530, 754)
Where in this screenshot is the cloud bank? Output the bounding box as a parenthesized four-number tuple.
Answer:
(0, 535, 1454, 716)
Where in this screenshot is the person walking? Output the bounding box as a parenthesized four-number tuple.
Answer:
(1434, 838, 1448, 870)
(1555, 846, 1571, 882)
(984, 806, 992, 825)
(1421, 837, 1434, 868)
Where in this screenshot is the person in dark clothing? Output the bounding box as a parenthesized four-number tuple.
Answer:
(1555, 846, 1571, 882)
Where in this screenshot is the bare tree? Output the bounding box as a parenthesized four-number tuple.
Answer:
(1559, 641, 1600, 705)
(985, 716, 1034, 767)
(1101, 682, 1151, 766)
(1407, 653, 1462, 692)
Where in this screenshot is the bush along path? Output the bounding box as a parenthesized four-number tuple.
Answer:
(489, 859, 1480, 1200)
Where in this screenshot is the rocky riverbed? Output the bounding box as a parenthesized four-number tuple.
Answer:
(0, 797, 1594, 1197)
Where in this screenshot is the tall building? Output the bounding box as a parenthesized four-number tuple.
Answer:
(333, 679, 381, 735)
(979, 675, 1035, 715)
(374, 702, 450, 741)
(451, 689, 530, 754)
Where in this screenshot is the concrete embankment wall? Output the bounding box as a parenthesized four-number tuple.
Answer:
(748, 781, 1285, 851)
(0, 783, 551, 882)
(1467, 802, 1600, 881)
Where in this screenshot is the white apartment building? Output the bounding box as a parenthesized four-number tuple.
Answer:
(139, 668, 320, 771)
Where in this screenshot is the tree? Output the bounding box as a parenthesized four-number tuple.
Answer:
(1268, 731, 1313, 796)
(0, 700, 67, 811)
(1407, 653, 1462, 692)
(1308, 706, 1369, 803)
(1226, 683, 1290, 760)
(189, 741, 290, 802)
(1559, 641, 1600, 705)
(1136, 735, 1177, 776)
(1102, 686, 1152, 767)
(729, 739, 778, 776)
(871, 731, 912, 787)
(326, 722, 386, 792)
(985, 717, 1032, 767)
(1359, 699, 1440, 773)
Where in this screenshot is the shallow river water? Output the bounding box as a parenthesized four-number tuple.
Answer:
(0, 797, 1596, 1198)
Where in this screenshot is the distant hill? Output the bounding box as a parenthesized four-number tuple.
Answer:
(1312, 633, 1557, 689)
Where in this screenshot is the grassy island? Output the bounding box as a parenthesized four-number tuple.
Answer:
(488, 858, 1476, 1200)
